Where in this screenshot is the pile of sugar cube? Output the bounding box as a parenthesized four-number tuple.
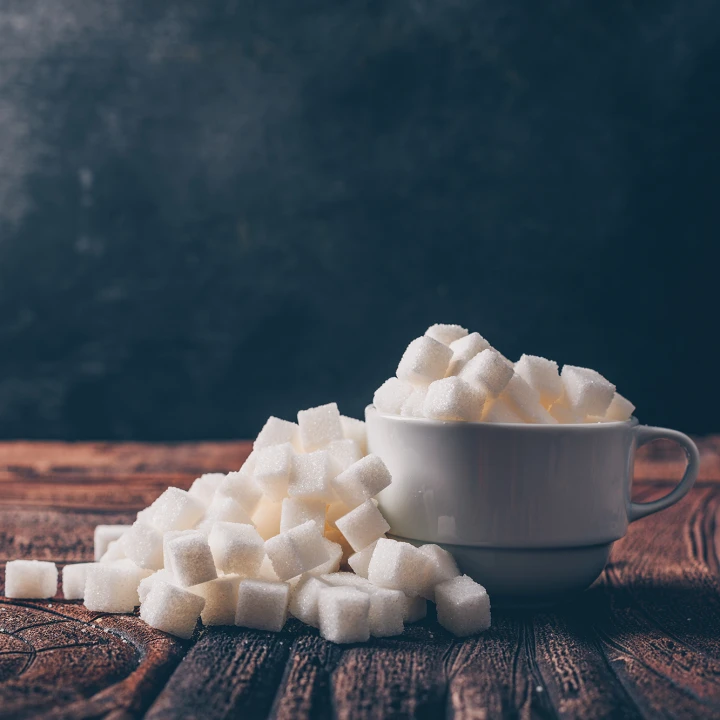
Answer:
(374, 323, 635, 424)
(3, 402, 489, 642)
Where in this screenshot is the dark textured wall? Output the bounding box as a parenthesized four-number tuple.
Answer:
(0, 1, 717, 440)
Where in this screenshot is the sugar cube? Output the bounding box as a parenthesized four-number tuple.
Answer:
(367, 587, 406, 637)
(320, 571, 375, 591)
(308, 538, 343, 575)
(149, 487, 205, 533)
(163, 530, 201, 572)
(447, 333, 491, 375)
(140, 581, 205, 639)
(340, 415, 367, 455)
(4, 560, 57, 599)
(297, 402, 344, 452)
(265, 520, 330, 581)
(326, 499, 352, 528)
(482, 398, 523, 423)
(548, 399, 581, 424)
(253, 443, 295, 501)
(94, 525, 131, 561)
(367, 538, 431, 597)
(417, 544, 461, 601)
(280, 498, 326, 534)
(400, 387, 427, 417)
(336, 500, 390, 552)
(165, 533, 217, 587)
(423, 377, 485, 422)
(138, 568, 174, 604)
(62, 563, 94, 600)
(188, 473, 226, 506)
(435, 575, 491, 637)
(99, 539, 127, 563)
(332, 454, 392, 509)
(396, 336, 453, 387)
(373, 377, 414, 415)
(405, 595, 427, 623)
(235, 579, 290, 632)
(207, 522, 265, 577)
(425, 323, 468, 346)
(514, 355, 563, 408)
(252, 496, 283, 540)
(288, 450, 336, 502)
(604, 392, 635, 422)
(328, 438, 363, 474)
(288, 575, 329, 627)
(254, 416, 300, 451)
(120, 521, 164, 570)
(324, 526, 354, 563)
(347, 538, 381, 578)
(192, 575, 241, 626)
(503, 374, 558, 424)
(318, 586, 370, 643)
(85, 562, 150, 613)
(219, 470, 262, 516)
(460, 349, 514, 397)
(257, 554, 280, 581)
(561, 365, 616, 419)
(195, 495, 253, 534)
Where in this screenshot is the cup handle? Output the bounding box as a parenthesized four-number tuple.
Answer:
(629, 425, 700, 522)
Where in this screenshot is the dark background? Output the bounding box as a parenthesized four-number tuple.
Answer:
(0, 1, 717, 440)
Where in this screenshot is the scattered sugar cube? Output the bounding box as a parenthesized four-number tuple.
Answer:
(503, 374, 558, 424)
(320, 571, 375, 591)
(514, 355, 563, 408)
(340, 415, 367, 455)
(324, 526, 354, 563)
(120, 522, 164, 570)
(482, 398, 523, 423)
(366, 587, 406, 638)
(405, 595, 428, 623)
(396, 336, 453, 387)
(188, 473, 226, 507)
(373, 377, 415, 415)
(308, 538, 343, 576)
(99, 539, 127, 563)
(254, 416, 300, 451)
(288, 575, 329, 627)
(163, 530, 202, 573)
(288, 450, 336, 502)
(141, 581, 205, 639)
(328, 438, 363, 474)
(400, 387, 427, 417)
(252, 497, 283, 540)
(94, 525, 131, 561)
(297, 402, 344, 452)
(253, 443, 295, 501)
(235, 579, 290, 632)
(265, 520, 330, 580)
(62, 563, 94, 600)
(5, 560, 57, 599)
(318, 586, 370, 644)
(280, 498, 326, 534)
(447, 333, 491, 375)
(192, 575, 241, 626)
(460, 348, 514, 397)
(257, 554, 280, 581)
(604, 392, 635, 422)
(84, 562, 149, 613)
(423, 376, 485, 422)
(195, 495, 254, 534)
(425, 323, 468, 346)
(347, 538, 381, 578)
(561, 365, 616, 419)
(367, 538, 431, 597)
(207, 522, 265, 577)
(149, 488, 205, 533)
(336, 500, 390, 552)
(332, 454, 392, 509)
(435, 575, 491, 637)
(138, 569, 174, 604)
(417, 544, 461, 601)
(165, 533, 217, 587)
(218, 470, 262, 516)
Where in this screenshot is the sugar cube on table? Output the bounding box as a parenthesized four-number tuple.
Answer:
(62, 563, 95, 600)
(288, 450, 336, 502)
(297, 402, 344, 452)
(163, 530, 202, 573)
(308, 539, 343, 575)
(396, 336, 453, 387)
(252, 497, 283, 540)
(425, 323, 468, 346)
(192, 575, 241, 626)
(435, 575, 491, 637)
(235, 579, 290, 632)
(423, 377, 485, 422)
(207, 522, 265, 577)
(405, 595, 428, 623)
(328, 438, 363, 474)
(331, 454, 392, 509)
(165, 533, 217, 587)
(138, 569, 174, 604)
(254, 416, 300, 451)
(280, 498, 326, 534)
(482, 398, 523, 423)
(140, 581, 205, 639)
(400, 388, 427, 418)
(218, 470, 262, 516)
(604, 392, 635, 422)
(120, 521, 164, 570)
(373, 377, 415, 415)
(5, 560, 57, 599)
(367, 587, 406, 638)
(318, 586, 370, 644)
(447, 333, 491, 375)
(503, 374, 558, 424)
(265, 520, 330, 581)
(336, 500, 390, 552)
(417, 544, 461, 601)
(561, 365, 616, 419)
(367, 538, 431, 597)
(460, 349, 514, 397)
(94, 525, 131, 561)
(347, 538, 382, 578)
(340, 415, 367, 455)
(84, 562, 150, 613)
(289, 575, 329, 627)
(195, 495, 254, 534)
(253, 443, 295, 502)
(514, 355, 563, 408)
(99, 539, 127, 563)
(188, 473, 226, 506)
(148, 488, 205, 533)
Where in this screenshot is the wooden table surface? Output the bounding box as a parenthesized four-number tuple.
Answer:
(2, 438, 720, 719)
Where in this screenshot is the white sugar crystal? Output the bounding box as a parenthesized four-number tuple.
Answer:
(254, 416, 300, 451)
(62, 563, 94, 600)
(265, 520, 330, 581)
(195, 495, 253, 534)
(288, 575, 329, 627)
(235, 579, 290, 632)
(192, 575, 241, 626)
(120, 521, 164, 570)
(188, 473, 226, 506)
(482, 398, 523, 423)
(5, 560, 57, 599)
(561, 365, 616, 419)
(514, 355, 563, 408)
(417, 544, 461, 601)
(140, 581, 205, 639)
(207, 522, 265, 577)
(340, 415, 367, 455)
(332, 454, 392, 509)
(99, 539, 127, 563)
(328, 438, 363, 474)
(318, 586, 370, 643)
(252, 497, 283, 540)
(460, 348, 514, 397)
(423, 377, 485, 422)
(503, 374, 558, 424)
(165, 533, 217, 587)
(280, 498, 326, 533)
(396, 336, 452, 387)
(435, 575, 491, 637)
(84, 562, 149, 613)
(308, 539, 343, 576)
(288, 450, 336, 502)
(253, 443, 295, 501)
(405, 595, 427, 623)
(163, 530, 202, 573)
(399, 387, 427, 417)
(218, 470, 262, 516)
(138, 569, 174, 604)
(136, 507, 154, 525)
(447, 333, 491, 375)
(94, 525, 131, 561)
(425, 323, 468, 346)
(373, 377, 414, 415)
(367, 538, 431, 597)
(149, 488, 205, 533)
(347, 538, 381, 578)
(297, 402, 344, 452)
(604, 392, 635, 422)
(336, 500, 390, 552)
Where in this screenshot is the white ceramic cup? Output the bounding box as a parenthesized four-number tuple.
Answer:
(365, 405, 699, 605)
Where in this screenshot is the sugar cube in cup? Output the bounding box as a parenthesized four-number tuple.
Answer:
(503, 374, 558, 424)
(423, 377, 485, 422)
(94, 525, 131, 561)
(235, 579, 290, 632)
(140, 581, 205, 639)
(399, 387, 427, 417)
(513, 354, 563, 408)
(425, 323, 468, 346)
(447, 332, 491, 375)
(459, 348, 514, 397)
(435, 575, 491, 637)
(318, 586, 371, 643)
(374, 377, 415, 415)
(5, 560, 57, 599)
(561, 365, 616, 419)
(396, 336, 453, 387)
(62, 563, 95, 600)
(604, 392, 635, 422)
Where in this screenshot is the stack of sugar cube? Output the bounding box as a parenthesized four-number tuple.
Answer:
(4, 401, 491, 642)
(374, 323, 635, 425)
